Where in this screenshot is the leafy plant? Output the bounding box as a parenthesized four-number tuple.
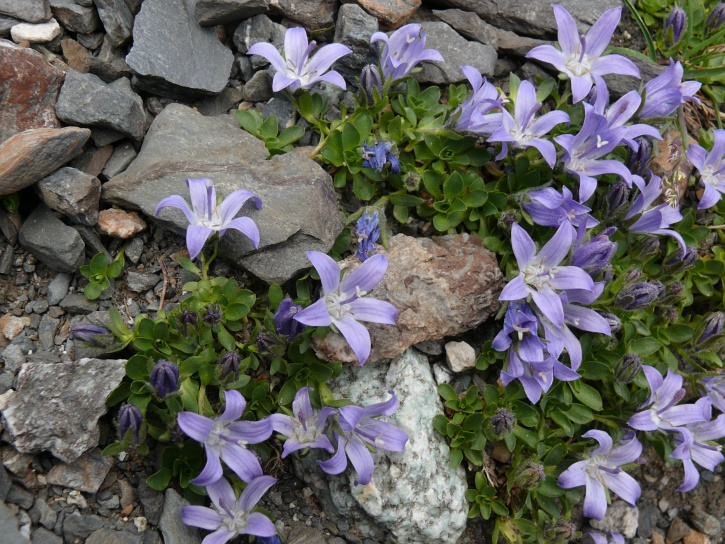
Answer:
(80, 251, 124, 300)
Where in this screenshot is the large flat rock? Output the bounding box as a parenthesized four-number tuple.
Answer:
(102, 104, 343, 283)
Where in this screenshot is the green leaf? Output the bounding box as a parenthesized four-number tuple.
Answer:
(259, 115, 279, 140)
(388, 194, 424, 207)
(432, 214, 450, 232)
(450, 447, 463, 469)
(664, 325, 693, 343)
(268, 283, 284, 309)
(565, 403, 594, 424)
(437, 383, 458, 402)
(90, 252, 108, 274)
(513, 425, 539, 449)
(578, 361, 611, 380)
(444, 172, 464, 200)
(630, 337, 662, 357)
(176, 257, 201, 276)
(275, 125, 305, 147)
(462, 191, 487, 208)
(106, 382, 131, 407)
(84, 282, 104, 301)
(217, 325, 235, 352)
(235, 109, 262, 135)
(126, 355, 150, 380)
(342, 123, 361, 151)
(102, 442, 127, 457)
(225, 304, 250, 322)
(146, 468, 173, 491)
(393, 205, 408, 223)
(107, 258, 123, 278)
(352, 174, 375, 201)
(569, 382, 603, 411)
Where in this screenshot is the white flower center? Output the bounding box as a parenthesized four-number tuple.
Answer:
(522, 262, 553, 291)
(325, 290, 353, 321)
(566, 52, 592, 77)
(222, 509, 248, 532)
(700, 165, 721, 187)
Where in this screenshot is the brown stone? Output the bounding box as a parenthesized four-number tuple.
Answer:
(70, 144, 114, 177)
(667, 517, 693, 544)
(312, 233, 504, 364)
(343, 0, 419, 29)
(97, 208, 147, 238)
(273, 0, 338, 29)
(651, 533, 666, 544)
(0, 315, 30, 347)
(0, 127, 91, 195)
(683, 532, 710, 544)
(649, 129, 693, 207)
(0, 39, 65, 143)
(60, 37, 89, 71)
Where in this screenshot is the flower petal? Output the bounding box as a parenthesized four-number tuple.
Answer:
(218, 190, 261, 224)
(346, 435, 375, 485)
(628, 410, 657, 431)
(200, 528, 236, 544)
(247, 42, 287, 73)
(552, 4, 580, 56)
(571, 75, 594, 104)
(186, 225, 215, 261)
(583, 429, 613, 455)
(221, 442, 263, 483)
(526, 44, 568, 73)
(538, 221, 575, 267)
(499, 276, 529, 301)
(600, 470, 641, 507)
(314, 70, 347, 90)
(240, 513, 277, 538)
(228, 419, 273, 444)
(294, 298, 332, 327)
(269, 413, 295, 436)
(306, 251, 340, 296)
(191, 451, 224, 487)
(222, 217, 260, 248)
(305, 43, 353, 75)
(187, 178, 213, 218)
(348, 297, 398, 325)
(677, 457, 700, 492)
(319, 434, 347, 475)
(218, 390, 246, 421)
(590, 54, 640, 78)
(511, 223, 537, 267)
(698, 183, 722, 210)
(178, 412, 213, 442)
(558, 460, 588, 488)
(333, 317, 371, 365)
(585, 6, 621, 57)
(182, 505, 223, 531)
(155, 195, 195, 223)
(531, 288, 565, 328)
(549, 266, 595, 291)
(238, 475, 277, 512)
(360, 391, 399, 417)
(583, 477, 608, 520)
(284, 27, 309, 73)
(355, 420, 408, 452)
(340, 253, 388, 294)
(206, 477, 237, 513)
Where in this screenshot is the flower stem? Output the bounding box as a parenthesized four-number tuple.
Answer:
(308, 134, 329, 160)
(198, 385, 207, 416)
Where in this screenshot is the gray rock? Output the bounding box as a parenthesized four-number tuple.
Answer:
(77, 30, 104, 49)
(233, 14, 285, 69)
(32, 527, 63, 544)
(126, 0, 234, 98)
(637, 504, 663, 538)
(60, 293, 98, 314)
(194, 86, 244, 116)
(159, 489, 199, 544)
(590, 500, 639, 538)
(445, 340, 476, 372)
(294, 349, 468, 544)
(602, 54, 666, 97)
(138, 480, 164, 525)
(0, 244, 13, 274)
(125, 269, 160, 292)
(38, 313, 59, 351)
(102, 104, 343, 283)
(0, 16, 18, 35)
(93, 0, 132, 46)
(414, 22, 496, 84)
(0, 502, 25, 544)
(142, 530, 163, 544)
(271, 0, 336, 29)
(29, 498, 57, 529)
(70, 144, 114, 177)
(102, 141, 137, 178)
(125, 237, 143, 264)
(36, 167, 101, 226)
(0, 463, 11, 500)
(6, 484, 33, 508)
(87, 34, 133, 82)
(86, 529, 143, 544)
(333, 3, 379, 82)
(47, 272, 72, 305)
(0, 358, 126, 462)
(242, 69, 272, 101)
(0, 0, 50, 23)
(195, 0, 268, 26)
(56, 71, 146, 140)
(288, 526, 327, 544)
(18, 204, 85, 273)
(50, 0, 100, 33)
(91, 127, 126, 147)
(689, 507, 721, 536)
(0, 127, 91, 196)
(63, 514, 106, 541)
(262, 96, 296, 132)
(46, 448, 113, 493)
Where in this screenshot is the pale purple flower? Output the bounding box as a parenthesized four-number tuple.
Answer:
(455, 66, 504, 136)
(355, 210, 380, 261)
(703, 375, 725, 413)
(499, 222, 594, 328)
(155, 178, 262, 260)
(555, 107, 631, 202)
(639, 60, 701, 119)
(247, 27, 351, 92)
(274, 298, 305, 340)
(492, 301, 546, 359)
(293, 252, 398, 365)
(370, 24, 444, 81)
(524, 186, 598, 229)
(177, 390, 273, 486)
(558, 430, 642, 520)
(182, 475, 277, 543)
(674, 398, 725, 492)
(319, 392, 408, 485)
(488, 80, 569, 167)
(686, 129, 725, 209)
(362, 142, 400, 174)
(586, 531, 625, 544)
(526, 5, 640, 103)
(501, 350, 562, 404)
(270, 387, 336, 458)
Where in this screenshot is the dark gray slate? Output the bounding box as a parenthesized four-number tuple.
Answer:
(50, 0, 100, 33)
(0, 0, 50, 23)
(36, 167, 101, 226)
(86, 529, 143, 544)
(0, 358, 126, 462)
(56, 71, 146, 140)
(77, 30, 104, 49)
(0, 502, 25, 544)
(271, 0, 336, 29)
(333, 3, 379, 82)
(0, 16, 19, 35)
(47, 272, 72, 305)
(414, 22, 496, 84)
(138, 480, 164, 525)
(92, 0, 133, 46)
(62, 514, 106, 541)
(32, 528, 63, 544)
(195, 0, 268, 26)
(242, 69, 272, 101)
(193, 85, 244, 116)
(159, 489, 199, 544)
(18, 204, 85, 273)
(46, 448, 113, 493)
(102, 141, 137, 178)
(126, 0, 234, 98)
(233, 13, 286, 69)
(102, 104, 344, 284)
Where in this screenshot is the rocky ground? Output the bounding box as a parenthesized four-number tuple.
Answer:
(0, 0, 723, 543)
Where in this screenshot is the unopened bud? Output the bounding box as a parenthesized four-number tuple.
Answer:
(615, 354, 642, 383)
(71, 323, 110, 347)
(630, 237, 660, 261)
(572, 234, 617, 276)
(707, 3, 725, 30)
(513, 458, 546, 490)
(403, 171, 421, 192)
(622, 268, 642, 286)
(150, 360, 179, 398)
(599, 312, 622, 334)
(663, 246, 698, 275)
(203, 304, 222, 325)
(489, 408, 516, 437)
(605, 181, 630, 218)
(179, 310, 198, 331)
(697, 312, 725, 345)
(274, 298, 305, 340)
(360, 64, 383, 105)
(616, 282, 661, 310)
(661, 281, 684, 304)
(664, 7, 687, 46)
(219, 352, 241, 379)
(544, 520, 579, 543)
(119, 404, 143, 443)
(497, 210, 519, 231)
(626, 137, 653, 177)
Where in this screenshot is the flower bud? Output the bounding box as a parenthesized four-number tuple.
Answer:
(256, 536, 283, 544)
(203, 304, 222, 325)
(707, 3, 725, 30)
(663, 307, 679, 323)
(544, 520, 579, 543)
(219, 352, 241, 379)
(119, 404, 143, 443)
(179, 310, 198, 331)
(616, 282, 661, 310)
(599, 312, 622, 334)
(360, 64, 383, 105)
(630, 237, 660, 261)
(403, 171, 421, 192)
(513, 458, 545, 490)
(661, 281, 684, 305)
(626, 137, 653, 177)
(256, 332, 277, 352)
(274, 298, 306, 340)
(664, 7, 687, 46)
(697, 312, 725, 345)
(489, 408, 516, 438)
(663, 246, 698, 275)
(604, 181, 630, 218)
(150, 360, 179, 398)
(572, 234, 618, 276)
(71, 323, 110, 347)
(497, 210, 520, 231)
(615, 354, 642, 383)
(622, 268, 642, 286)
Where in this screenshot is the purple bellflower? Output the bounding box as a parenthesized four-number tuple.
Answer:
(71, 323, 111, 347)
(501, 351, 560, 404)
(526, 5, 640, 103)
(499, 222, 594, 328)
(455, 66, 504, 136)
(155, 178, 262, 260)
(270, 387, 337, 458)
(182, 475, 277, 543)
(703, 375, 725, 413)
(319, 391, 408, 485)
(686, 129, 725, 209)
(362, 142, 400, 174)
(355, 210, 380, 261)
(492, 301, 547, 360)
(707, 3, 725, 30)
(177, 390, 273, 486)
(673, 398, 725, 492)
(293, 251, 398, 365)
(488, 79, 570, 167)
(370, 24, 444, 82)
(247, 27, 351, 92)
(150, 360, 179, 398)
(555, 107, 631, 202)
(639, 60, 701, 119)
(664, 7, 687, 46)
(274, 298, 305, 340)
(524, 186, 598, 229)
(571, 228, 618, 277)
(119, 404, 143, 443)
(558, 430, 642, 520)
(586, 531, 625, 544)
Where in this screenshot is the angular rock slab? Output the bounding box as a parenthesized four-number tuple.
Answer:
(102, 104, 343, 284)
(0, 39, 65, 143)
(46, 448, 113, 493)
(313, 233, 504, 364)
(195, 0, 268, 26)
(18, 204, 85, 272)
(294, 349, 468, 544)
(0, 0, 50, 23)
(126, 0, 234, 98)
(36, 166, 101, 226)
(343, 0, 420, 30)
(0, 358, 126, 463)
(0, 127, 91, 195)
